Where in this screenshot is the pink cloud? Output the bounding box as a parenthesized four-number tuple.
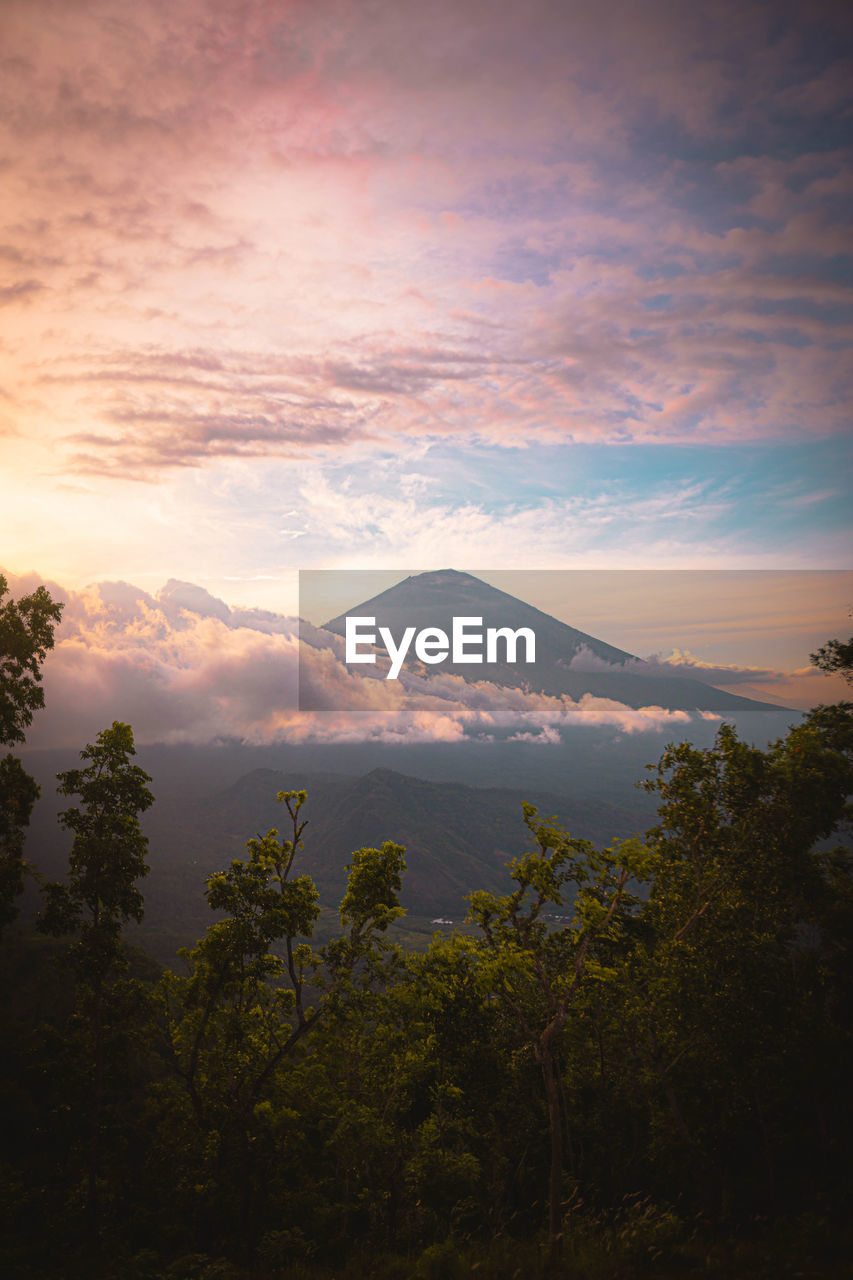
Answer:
(8, 571, 707, 749)
(0, 0, 849, 482)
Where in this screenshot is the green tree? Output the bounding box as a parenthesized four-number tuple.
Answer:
(305, 929, 515, 1256)
(0, 572, 63, 746)
(41, 721, 154, 952)
(811, 635, 853, 684)
(153, 789, 407, 1257)
(627, 709, 853, 1218)
(0, 755, 40, 931)
(467, 803, 654, 1245)
(39, 720, 154, 1247)
(0, 573, 63, 931)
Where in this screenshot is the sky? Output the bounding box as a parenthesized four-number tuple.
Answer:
(1, 0, 852, 743)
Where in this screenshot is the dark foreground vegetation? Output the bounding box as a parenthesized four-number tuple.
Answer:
(1, 575, 852, 1279)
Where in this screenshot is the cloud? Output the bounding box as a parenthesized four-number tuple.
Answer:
(507, 726, 564, 745)
(282, 471, 751, 570)
(0, 280, 45, 305)
(1, 0, 851, 490)
(566, 645, 791, 686)
(649, 647, 807, 685)
(646, 646, 851, 709)
(565, 640, 852, 711)
(6, 570, 710, 749)
(157, 579, 232, 622)
(644, 648, 780, 685)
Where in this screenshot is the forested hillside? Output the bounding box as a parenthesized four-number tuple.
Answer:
(20, 761, 655, 960)
(2, 576, 852, 1279)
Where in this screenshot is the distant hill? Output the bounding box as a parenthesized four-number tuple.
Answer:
(21, 758, 657, 960)
(321, 568, 783, 712)
(141, 764, 652, 915)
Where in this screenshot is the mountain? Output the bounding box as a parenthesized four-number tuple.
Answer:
(20, 759, 656, 960)
(324, 568, 636, 667)
(321, 568, 782, 712)
(18, 570, 795, 960)
(142, 763, 651, 912)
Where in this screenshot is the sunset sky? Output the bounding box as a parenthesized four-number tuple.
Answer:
(2, 0, 852, 742)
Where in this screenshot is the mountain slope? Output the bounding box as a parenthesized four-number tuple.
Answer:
(14, 763, 648, 958)
(321, 568, 783, 712)
(140, 764, 652, 917)
(324, 568, 636, 666)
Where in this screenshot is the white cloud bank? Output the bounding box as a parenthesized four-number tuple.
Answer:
(5, 571, 720, 749)
(567, 641, 849, 710)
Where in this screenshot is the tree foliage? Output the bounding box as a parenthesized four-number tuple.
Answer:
(35, 721, 154, 1250)
(810, 634, 853, 684)
(40, 721, 154, 961)
(0, 755, 40, 931)
(0, 573, 63, 746)
(0, 574, 63, 932)
(2, 635, 853, 1276)
(151, 790, 407, 1256)
(468, 805, 655, 1241)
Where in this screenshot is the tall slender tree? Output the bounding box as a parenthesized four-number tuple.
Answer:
(0, 573, 63, 932)
(39, 720, 154, 1248)
(625, 710, 853, 1217)
(467, 803, 653, 1247)
(154, 788, 407, 1256)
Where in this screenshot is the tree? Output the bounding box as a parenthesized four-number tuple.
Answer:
(811, 635, 853, 685)
(0, 573, 63, 931)
(39, 720, 154, 1246)
(467, 803, 654, 1245)
(0, 755, 40, 932)
(153, 788, 407, 1258)
(41, 721, 154, 954)
(627, 709, 853, 1218)
(0, 572, 63, 746)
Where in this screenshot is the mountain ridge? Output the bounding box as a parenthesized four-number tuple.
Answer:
(320, 568, 785, 712)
